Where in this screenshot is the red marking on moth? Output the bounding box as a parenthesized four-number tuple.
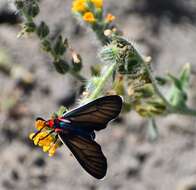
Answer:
(55, 128, 63, 133)
(48, 120, 54, 128)
(58, 117, 71, 123)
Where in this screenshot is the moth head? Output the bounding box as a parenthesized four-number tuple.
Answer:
(45, 119, 55, 128)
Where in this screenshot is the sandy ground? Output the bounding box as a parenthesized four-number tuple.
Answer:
(1, 0, 196, 190)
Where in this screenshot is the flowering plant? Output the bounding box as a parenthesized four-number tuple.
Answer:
(15, 0, 196, 156)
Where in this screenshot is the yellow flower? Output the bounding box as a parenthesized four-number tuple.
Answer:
(29, 132, 35, 140)
(29, 127, 59, 156)
(105, 13, 116, 22)
(43, 145, 51, 152)
(72, 0, 87, 13)
(35, 119, 46, 130)
(32, 131, 53, 146)
(49, 143, 59, 157)
(83, 12, 96, 23)
(91, 0, 103, 8)
(28, 113, 66, 157)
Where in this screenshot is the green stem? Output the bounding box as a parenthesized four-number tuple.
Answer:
(132, 47, 174, 111)
(130, 54, 172, 111)
(148, 118, 159, 141)
(170, 107, 196, 116)
(145, 65, 196, 116)
(133, 48, 196, 117)
(69, 69, 86, 82)
(88, 63, 116, 101)
(144, 64, 174, 111)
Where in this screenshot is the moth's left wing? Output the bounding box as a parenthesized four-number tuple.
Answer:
(59, 132, 107, 179)
(62, 95, 122, 131)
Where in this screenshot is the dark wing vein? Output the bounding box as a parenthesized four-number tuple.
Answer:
(59, 133, 107, 179)
(63, 95, 122, 131)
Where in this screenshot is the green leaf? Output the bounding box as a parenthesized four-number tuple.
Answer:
(167, 74, 187, 108)
(167, 64, 191, 108)
(37, 21, 49, 39)
(167, 74, 182, 90)
(179, 63, 190, 90)
(53, 59, 70, 74)
(53, 35, 66, 57)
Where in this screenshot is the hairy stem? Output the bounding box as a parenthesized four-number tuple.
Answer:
(132, 46, 196, 117)
(88, 63, 116, 101)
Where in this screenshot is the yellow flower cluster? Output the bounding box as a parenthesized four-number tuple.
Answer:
(35, 119, 45, 130)
(105, 13, 116, 22)
(72, 0, 87, 13)
(29, 119, 59, 156)
(83, 12, 95, 22)
(91, 0, 103, 8)
(72, 0, 103, 12)
(72, 0, 103, 23)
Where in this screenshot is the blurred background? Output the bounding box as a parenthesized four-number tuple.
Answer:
(1, 0, 196, 189)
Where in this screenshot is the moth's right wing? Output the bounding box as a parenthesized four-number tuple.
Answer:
(59, 132, 107, 179)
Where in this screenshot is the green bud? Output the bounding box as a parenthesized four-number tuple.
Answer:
(24, 2, 40, 18)
(71, 51, 82, 72)
(135, 83, 154, 98)
(86, 0, 94, 11)
(24, 22, 36, 33)
(126, 59, 139, 73)
(99, 44, 119, 63)
(118, 64, 125, 73)
(53, 59, 69, 74)
(148, 100, 166, 111)
(53, 36, 66, 56)
(95, 8, 103, 20)
(37, 21, 49, 39)
(15, 0, 24, 10)
(41, 40, 51, 52)
(134, 99, 166, 117)
(135, 104, 150, 117)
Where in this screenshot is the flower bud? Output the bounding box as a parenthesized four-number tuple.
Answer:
(118, 64, 125, 74)
(53, 36, 66, 56)
(53, 59, 69, 74)
(41, 40, 51, 52)
(24, 22, 36, 33)
(134, 83, 154, 98)
(24, 2, 40, 18)
(135, 100, 166, 117)
(71, 51, 82, 72)
(15, 0, 24, 10)
(37, 21, 49, 39)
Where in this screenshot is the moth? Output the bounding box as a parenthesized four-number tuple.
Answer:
(35, 95, 122, 179)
